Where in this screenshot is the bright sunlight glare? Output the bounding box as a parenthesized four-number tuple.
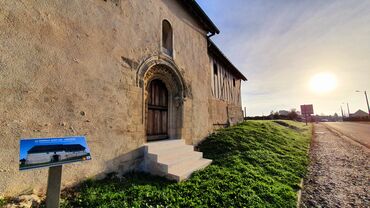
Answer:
(309, 72, 337, 94)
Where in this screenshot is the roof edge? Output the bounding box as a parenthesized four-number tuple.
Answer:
(208, 40, 247, 81)
(178, 0, 220, 34)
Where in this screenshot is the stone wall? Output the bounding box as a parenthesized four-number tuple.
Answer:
(0, 0, 213, 196)
(209, 99, 243, 132)
(0, 0, 242, 196)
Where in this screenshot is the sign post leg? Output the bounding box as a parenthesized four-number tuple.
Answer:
(46, 165, 62, 208)
(305, 114, 308, 125)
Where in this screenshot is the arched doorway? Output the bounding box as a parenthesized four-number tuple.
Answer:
(146, 79, 169, 141)
(137, 56, 187, 142)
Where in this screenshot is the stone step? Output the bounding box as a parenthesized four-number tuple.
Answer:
(143, 139, 212, 182)
(157, 151, 203, 167)
(147, 144, 194, 159)
(147, 151, 205, 174)
(146, 139, 186, 152)
(167, 158, 212, 181)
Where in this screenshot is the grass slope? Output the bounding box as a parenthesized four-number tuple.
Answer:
(61, 120, 311, 208)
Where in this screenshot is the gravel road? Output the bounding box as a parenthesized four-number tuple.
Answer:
(300, 124, 370, 208)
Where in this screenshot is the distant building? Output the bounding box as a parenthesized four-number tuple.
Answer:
(315, 115, 340, 122)
(350, 110, 369, 118)
(278, 110, 289, 116)
(26, 144, 88, 165)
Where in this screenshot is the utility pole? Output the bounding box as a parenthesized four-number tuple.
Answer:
(347, 103, 351, 117)
(340, 106, 344, 121)
(365, 91, 370, 116)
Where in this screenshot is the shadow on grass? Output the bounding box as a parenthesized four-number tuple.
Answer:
(57, 121, 311, 208)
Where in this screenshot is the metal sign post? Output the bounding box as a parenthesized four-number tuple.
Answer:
(301, 104, 314, 125)
(304, 114, 308, 125)
(46, 165, 63, 208)
(19, 136, 92, 208)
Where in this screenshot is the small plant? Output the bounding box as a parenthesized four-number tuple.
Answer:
(0, 197, 7, 207)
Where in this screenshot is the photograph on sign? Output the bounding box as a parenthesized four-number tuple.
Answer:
(19, 136, 91, 171)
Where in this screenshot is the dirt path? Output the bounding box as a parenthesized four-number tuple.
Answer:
(300, 124, 370, 208)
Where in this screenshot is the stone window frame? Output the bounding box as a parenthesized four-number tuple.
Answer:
(161, 19, 174, 58)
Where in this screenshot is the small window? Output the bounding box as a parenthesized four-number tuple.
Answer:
(162, 20, 173, 56)
(213, 62, 218, 75)
(233, 78, 236, 87)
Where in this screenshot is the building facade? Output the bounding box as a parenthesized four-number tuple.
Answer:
(25, 144, 88, 165)
(0, 0, 246, 196)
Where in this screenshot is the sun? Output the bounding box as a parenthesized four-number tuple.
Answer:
(309, 72, 337, 94)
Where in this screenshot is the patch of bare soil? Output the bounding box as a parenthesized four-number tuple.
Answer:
(273, 120, 302, 131)
(300, 124, 370, 208)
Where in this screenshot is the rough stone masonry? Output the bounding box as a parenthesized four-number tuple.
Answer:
(0, 0, 246, 196)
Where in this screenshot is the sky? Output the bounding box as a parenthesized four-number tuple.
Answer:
(197, 0, 370, 116)
(19, 136, 90, 160)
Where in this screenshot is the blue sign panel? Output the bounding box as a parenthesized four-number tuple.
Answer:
(19, 136, 91, 171)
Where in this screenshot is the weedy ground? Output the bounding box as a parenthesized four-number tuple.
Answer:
(60, 120, 311, 208)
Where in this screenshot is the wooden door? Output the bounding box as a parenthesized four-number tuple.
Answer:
(147, 79, 169, 141)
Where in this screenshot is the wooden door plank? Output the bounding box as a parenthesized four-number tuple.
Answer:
(146, 79, 169, 139)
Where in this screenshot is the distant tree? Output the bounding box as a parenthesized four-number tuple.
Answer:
(333, 113, 339, 121)
(287, 109, 299, 120)
(273, 112, 280, 119)
(269, 111, 274, 120)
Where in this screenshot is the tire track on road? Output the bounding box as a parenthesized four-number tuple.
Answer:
(322, 123, 370, 150)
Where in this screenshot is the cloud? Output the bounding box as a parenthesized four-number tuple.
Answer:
(198, 0, 370, 115)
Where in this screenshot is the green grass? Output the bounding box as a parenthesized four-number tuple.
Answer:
(61, 120, 311, 208)
(0, 197, 7, 207)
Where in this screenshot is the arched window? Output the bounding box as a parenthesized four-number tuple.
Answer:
(162, 20, 173, 57)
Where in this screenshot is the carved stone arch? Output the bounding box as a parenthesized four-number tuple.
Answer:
(136, 55, 186, 99)
(136, 55, 186, 141)
(144, 65, 181, 99)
